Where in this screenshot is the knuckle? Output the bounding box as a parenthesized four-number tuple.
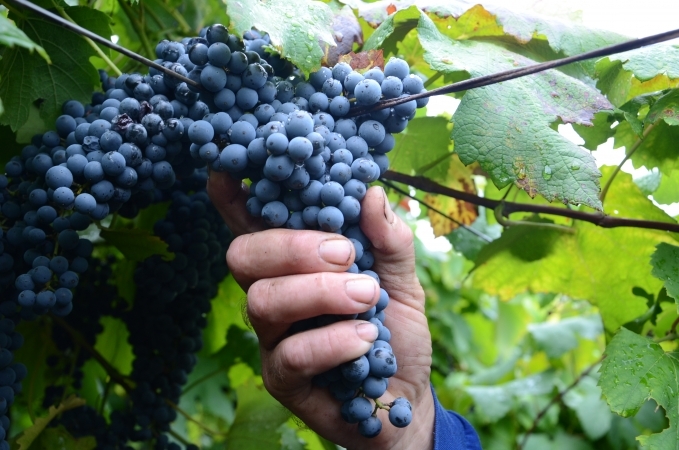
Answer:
(246, 279, 273, 322)
(278, 338, 311, 374)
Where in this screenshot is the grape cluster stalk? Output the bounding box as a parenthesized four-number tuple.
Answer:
(0, 22, 425, 447)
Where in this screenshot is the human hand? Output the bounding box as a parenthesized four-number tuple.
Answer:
(207, 170, 435, 450)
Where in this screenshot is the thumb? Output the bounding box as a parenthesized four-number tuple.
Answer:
(206, 170, 266, 236)
(359, 186, 424, 309)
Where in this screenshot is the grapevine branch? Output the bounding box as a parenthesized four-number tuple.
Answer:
(379, 179, 493, 242)
(517, 357, 602, 450)
(9, 0, 679, 112)
(382, 171, 679, 233)
(347, 27, 679, 116)
(7, 0, 199, 87)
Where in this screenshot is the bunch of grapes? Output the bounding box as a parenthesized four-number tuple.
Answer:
(177, 25, 425, 437)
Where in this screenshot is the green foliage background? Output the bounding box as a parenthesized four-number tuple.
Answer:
(1, 0, 679, 449)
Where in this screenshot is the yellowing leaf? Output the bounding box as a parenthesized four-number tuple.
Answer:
(425, 155, 477, 236)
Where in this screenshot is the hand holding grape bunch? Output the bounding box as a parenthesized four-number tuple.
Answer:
(208, 171, 436, 449)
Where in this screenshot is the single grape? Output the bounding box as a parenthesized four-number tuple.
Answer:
(388, 399, 412, 428)
(261, 201, 289, 227)
(317, 206, 344, 232)
(358, 416, 382, 438)
(367, 347, 397, 378)
(341, 355, 370, 383)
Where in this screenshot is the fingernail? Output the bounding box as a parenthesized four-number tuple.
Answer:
(319, 239, 352, 265)
(356, 322, 379, 342)
(381, 186, 395, 224)
(346, 278, 377, 304)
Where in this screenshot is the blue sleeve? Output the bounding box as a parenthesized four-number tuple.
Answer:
(431, 385, 482, 450)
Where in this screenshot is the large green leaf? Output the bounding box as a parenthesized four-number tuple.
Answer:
(599, 328, 679, 449)
(414, 13, 610, 209)
(472, 168, 677, 332)
(348, 0, 626, 75)
(0, 6, 111, 131)
(225, 0, 335, 74)
(225, 380, 291, 449)
(0, 14, 49, 61)
(650, 243, 679, 305)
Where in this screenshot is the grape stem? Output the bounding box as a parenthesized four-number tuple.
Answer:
(374, 398, 391, 410)
(346, 27, 679, 117)
(382, 170, 679, 234)
(6, 0, 199, 87)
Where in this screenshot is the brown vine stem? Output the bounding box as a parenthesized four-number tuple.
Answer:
(599, 123, 656, 203)
(517, 357, 603, 450)
(7, 0, 199, 87)
(51, 315, 134, 393)
(382, 171, 679, 233)
(347, 27, 679, 117)
(379, 179, 493, 242)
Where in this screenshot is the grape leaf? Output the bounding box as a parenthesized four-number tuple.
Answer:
(599, 328, 679, 449)
(614, 120, 679, 175)
(99, 228, 174, 261)
(596, 45, 679, 107)
(202, 274, 248, 355)
(225, 0, 335, 74)
(472, 168, 677, 332)
(650, 243, 679, 305)
(0, 14, 49, 61)
(562, 376, 612, 440)
(225, 380, 291, 449)
(0, 7, 111, 131)
(415, 12, 610, 210)
(645, 89, 679, 126)
(94, 316, 134, 376)
(351, 0, 627, 75)
(424, 155, 477, 236)
(465, 372, 556, 423)
(31, 425, 97, 450)
(389, 116, 452, 182)
(653, 169, 679, 206)
(16, 395, 87, 450)
(528, 315, 602, 358)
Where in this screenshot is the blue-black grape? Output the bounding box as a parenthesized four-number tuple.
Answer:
(358, 416, 382, 438)
(261, 201, 289, 227)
